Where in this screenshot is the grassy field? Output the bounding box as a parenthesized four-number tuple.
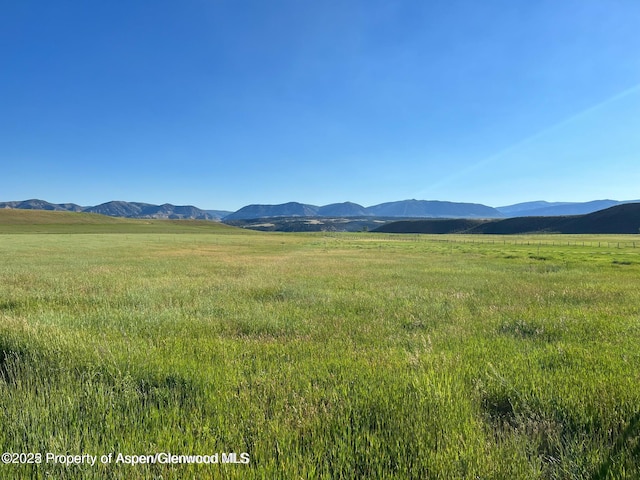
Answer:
(1, 215, 639, 478)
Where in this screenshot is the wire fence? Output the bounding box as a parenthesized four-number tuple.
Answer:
(328, 233, 640, 249)
(426, 237, 637, 249)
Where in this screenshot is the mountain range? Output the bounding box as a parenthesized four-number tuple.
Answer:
(221, 199, 640, 220)
(1, 198, 639, 221)
(223, 200, 504, 220)
(0, 199, 230, 220)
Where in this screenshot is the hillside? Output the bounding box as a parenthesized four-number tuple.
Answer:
(366, 200, 503, 218)
(84, 201, 216, 219)
(374, 203, 640, 235)
(496, 201, 573, 215)
(559, 203, 640, 234)
(224, 202, 320, 220)
(224, 199, 504, 221)
(0, 199, 85, 211)
(0, 209, 243, 234)
(1, 199, 218, 220)
(496, 199, 640, 217)
(317, 202, 370, 217)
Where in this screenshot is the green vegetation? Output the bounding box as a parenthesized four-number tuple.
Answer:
(0, 209, 239, 234)
(1, 216, 639, 478)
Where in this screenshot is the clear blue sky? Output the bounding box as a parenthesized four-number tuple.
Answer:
(2, 0, 639, 211)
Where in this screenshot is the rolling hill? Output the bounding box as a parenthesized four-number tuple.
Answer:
(496, 199, 640, 217)
(316, 202, 371, 217)
(224, 199, 504, 220)
(0, 199, 85, 211)
(366, 200, 503, 218)
(83, 201, 218, 219)
(0, 199, 233, 220)
(0, 209, 242, 234)
(224, 202, 321, 220)
(374, 203, 640, 235)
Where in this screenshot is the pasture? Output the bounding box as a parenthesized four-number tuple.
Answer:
(1, 222, 639, 478)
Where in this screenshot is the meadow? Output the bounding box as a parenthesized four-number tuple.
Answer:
(1, 216, 639, 478)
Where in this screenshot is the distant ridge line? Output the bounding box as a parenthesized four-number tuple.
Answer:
(1, 198, 639, 222)
(0, 199, 229, 221)
(374, 203, 640, 235)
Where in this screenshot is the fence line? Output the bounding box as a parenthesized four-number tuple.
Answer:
(421, 237, 636, 248)
(333, 233, 639, 249)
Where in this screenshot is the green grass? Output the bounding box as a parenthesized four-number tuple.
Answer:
(1, 223, 640, 478)
(0, 209, 240, 234)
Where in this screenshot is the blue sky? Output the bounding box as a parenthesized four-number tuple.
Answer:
(2, 0, 639, 211)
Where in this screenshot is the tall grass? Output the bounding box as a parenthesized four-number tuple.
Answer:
(1, 231, 639, 478)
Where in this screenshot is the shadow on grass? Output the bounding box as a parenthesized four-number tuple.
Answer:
(591, 410, 640, 480)
(0, 326, 30, 378)
(136, 372, 201, 409)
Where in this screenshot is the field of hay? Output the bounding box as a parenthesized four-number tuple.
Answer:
(1, 222, 639, 478)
